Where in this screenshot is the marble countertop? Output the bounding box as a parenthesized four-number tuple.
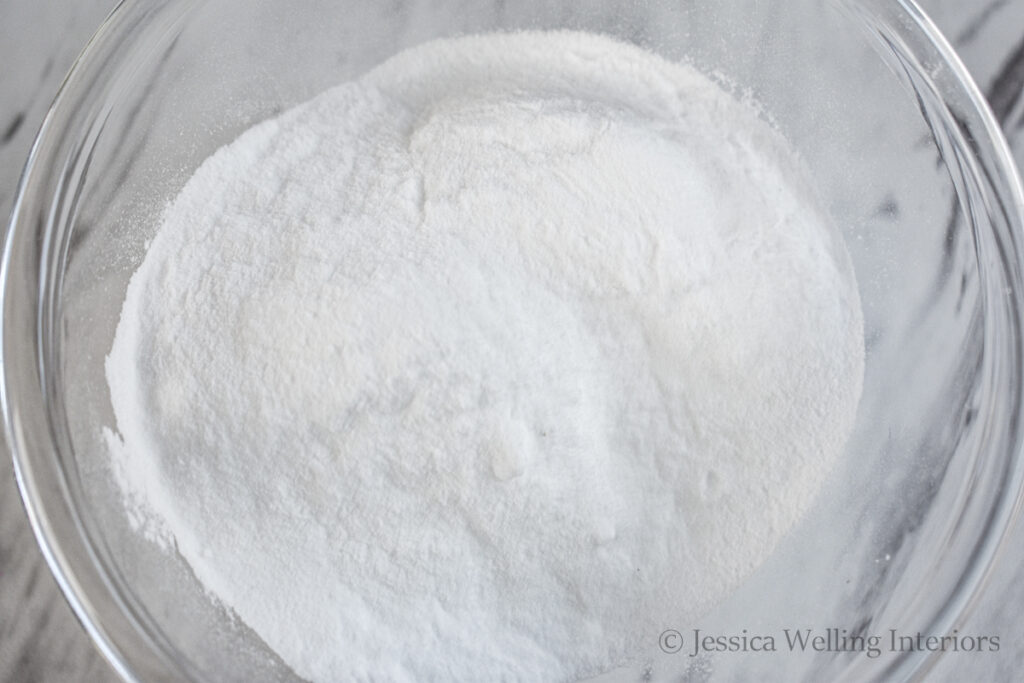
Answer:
(2, 1, 1024, 681)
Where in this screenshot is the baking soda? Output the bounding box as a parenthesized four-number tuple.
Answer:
(105, 31, 864, 682)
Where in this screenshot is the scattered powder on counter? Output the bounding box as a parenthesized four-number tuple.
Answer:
(104, 31, 864, 682)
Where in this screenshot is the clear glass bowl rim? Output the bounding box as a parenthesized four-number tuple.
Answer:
(3, 0, 1024, 681)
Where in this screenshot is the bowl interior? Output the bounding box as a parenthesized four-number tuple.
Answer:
(7, 0, 1024, 681)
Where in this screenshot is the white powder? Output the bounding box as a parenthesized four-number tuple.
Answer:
(104, 31, 864, 682)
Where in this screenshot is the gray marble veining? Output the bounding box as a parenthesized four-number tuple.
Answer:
(1, 1, 1023, 681)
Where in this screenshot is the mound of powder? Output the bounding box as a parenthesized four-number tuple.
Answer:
(104, 31, 864, 682)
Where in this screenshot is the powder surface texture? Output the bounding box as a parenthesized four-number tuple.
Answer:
(105, 31, 864, 682)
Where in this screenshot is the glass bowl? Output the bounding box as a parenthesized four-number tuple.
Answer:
(3, 0, 1024, 681)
